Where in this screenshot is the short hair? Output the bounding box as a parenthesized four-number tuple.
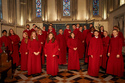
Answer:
(72, 24, 76, 26)
(2, 30, 7, 33)
(80, 26, 83, 28)
(59, 28, 63, 31)
(33, 24, 36, 26)
(49, 25, 52, 27)
(113, 29, 118, 32)
(94, 30, 99, 33)
(104, 30, 108, 33)
(26, 24, 30, 27)
(66, 24, 69, 26)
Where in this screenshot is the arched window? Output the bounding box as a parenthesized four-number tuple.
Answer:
(0, 0, 2, 19)
(63, 0, 70, 16)
(36, 0, 42, 17)
(93, 0, 99, 16)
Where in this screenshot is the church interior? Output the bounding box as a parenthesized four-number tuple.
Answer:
(0, 0, 125, 83)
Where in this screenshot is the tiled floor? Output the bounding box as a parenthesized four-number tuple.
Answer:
(6, 54, 125, 83)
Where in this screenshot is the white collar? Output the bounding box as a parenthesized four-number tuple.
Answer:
(91, 32, 93, 33)
(27, 29, 30, 31)
(95, 36, 98, 38)
(66, 28, 69, 29)
(33, 37, 36, 39)
(39, 34, 42, 35)
(114, 35, 118, 38)
(101, 31, 103, 32)
(79, 30, 82, 32)
(42, 30, 45, 31)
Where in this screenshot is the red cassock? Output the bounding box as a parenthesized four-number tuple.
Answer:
(48, 28, 55, 33)
(42, 30, 47, 41)
(1, 36, 13, 53)
(88, 37, 103, 76)
(19, 38, 29, 70)
(85, 32, 94, 63)
(67, 38, 80, 70)
(111, 31, 124, 46)
(47, 30, 57, 37)
(77, 31, 85, 59)
(73, 29, 79, 39)
(101, 36, 110, 69)
(27, 39, 42, 75)
(30, 28, 36, 33)
(82, 29, 89, 42)
(64, 29, 71, 43)
(44, 40, 59, 76)
(0, 38, 2, 53)
(23, 29, 31, 38)
(38, 34, 45, 65)
(9, 35, 20, 66)
(56, 34, 67, 65)
(106, 36, 124, 77)
(99, 32, 104, 38)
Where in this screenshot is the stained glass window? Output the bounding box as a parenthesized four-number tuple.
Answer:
(93, 0, 99, 16)
(63, 0, 70, 16)
(36, 0, 42, 17)
(0, 0, 2, 19)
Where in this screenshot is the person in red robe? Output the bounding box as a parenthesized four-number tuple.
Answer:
(27, 31, 42, 76)
(44, 32, 59, 76)
(88, 23, 93, 32)
(78, 26, 85, 59)
(101, 31, 110, 69)
(47, 25, 57, 37)
(19, 32, 29, 71)
(56, 29, 67, 65)
(0, 38, 2, 53)
(83, 25, 89, 41)
(23, 24, 31, 38)
(1, 30, 12, 58)
(37, 29, 45, 65)
(85, 26, 95, 63)
(88, 30, 103, 77)
(72, 24, 79, 39)
(99, 26, 104, 38)
(67, 32, 80, 70)
(64, 24, 71, 43)
(9, 29, 20, 66)
(76, 24, 80, 30)
(49, 23, 55, 32)
(42, 26, 47, 41)
(106, 29, 124, 77)
(111, 26, 124, 46)
(30, 24, 36, 33)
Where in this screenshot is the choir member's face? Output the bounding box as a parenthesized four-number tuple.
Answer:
(94, 32, 99, 37)
(103, 32, 108, 37)
(84, 26, 87, 30)
(32, 32, 36, 38)
(77, 24, 80, 28)
(100, 27, 104, 31)
(113, 30, 118, 36)
(10, 30, 14, 35)
(80, 27, 82, 31)
(39, 30, 42, 34)
(72, 25, 76, 30)
(26, 25, 30, 29)
(33, 25, 36, 28)
(2, 32, 7, 36)
(90, 24, 93, 28)
(59, 29, 63, 34)
(49, 34, 53, 40)
(91, 28, 94, 32)
(23, 33, 27, 38)
(35, 27, 38, 31)
(66, 25, 69, 28)
(71, 33, 75, 38)
(50, 24, 52, 26)
(49, 26, 52, 30)
(43, 26, 45, 30)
